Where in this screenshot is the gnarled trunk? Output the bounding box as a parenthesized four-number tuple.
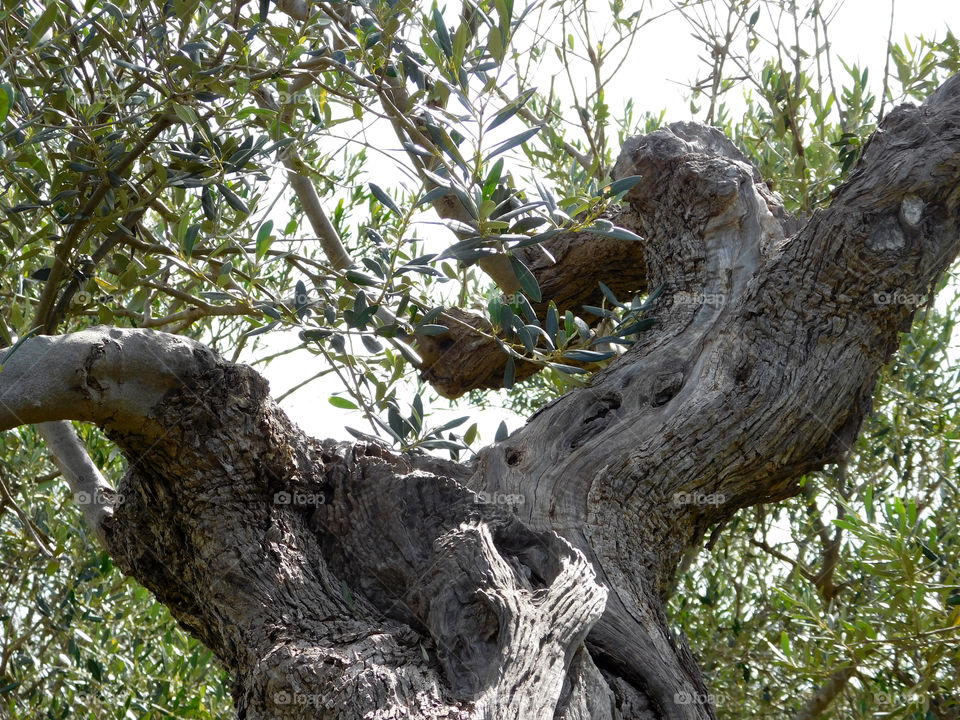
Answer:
(2, 74, 959, 719)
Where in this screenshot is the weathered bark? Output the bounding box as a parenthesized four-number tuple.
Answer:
(2, 74, 959, 719)
(0, 328, 611, 718)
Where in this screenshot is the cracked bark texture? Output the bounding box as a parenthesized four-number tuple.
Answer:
(1, 73, 959, 719)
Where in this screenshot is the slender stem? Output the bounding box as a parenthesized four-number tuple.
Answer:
(36, 422, 115, 546)
(0, 470, 53, 557)
(879, 0, 897, 119)
(792, 665, 858, 720)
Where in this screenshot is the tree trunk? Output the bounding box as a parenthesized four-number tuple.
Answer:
(2, 74, 959, 719)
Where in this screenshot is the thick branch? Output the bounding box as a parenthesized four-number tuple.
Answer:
(0, 328, 207, 433)
(0, 328, 614, 719)
(276, 0, 310, 21)
(471, 77, 960, 716)
(417, 223, 648, 397)
(479, 80, 960, 589)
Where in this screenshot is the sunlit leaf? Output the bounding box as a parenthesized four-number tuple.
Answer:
(508, 254, 541, 302)
(329, 396, 359, 410)
(369, 182, 402, 216)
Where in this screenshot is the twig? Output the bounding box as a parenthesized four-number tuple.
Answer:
(0, 470, 54, 557)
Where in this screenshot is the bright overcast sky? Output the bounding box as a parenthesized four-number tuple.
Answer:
(606, 0, 957, 117)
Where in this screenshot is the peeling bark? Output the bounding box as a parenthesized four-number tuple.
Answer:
(2, 74, 959, 719)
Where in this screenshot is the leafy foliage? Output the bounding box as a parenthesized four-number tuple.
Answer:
(0, 427, 231, 718)
(0, 0, 957, 717)
(672, 295, 960, 719)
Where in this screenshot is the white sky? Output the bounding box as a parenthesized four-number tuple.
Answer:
(242, 0, 960, 447)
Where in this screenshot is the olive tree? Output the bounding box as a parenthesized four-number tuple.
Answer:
(1, 0, 958, 717)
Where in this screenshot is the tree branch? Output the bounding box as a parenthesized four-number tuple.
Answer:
(0, 328, 208, 434)
(793, 665, 857, 720)
(416, 222, 648, 397)
(33, 112, 174, 334)
(0, 469, 53, 556)
(256, 83, 354, 272)
(36, 422, 115, 545)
